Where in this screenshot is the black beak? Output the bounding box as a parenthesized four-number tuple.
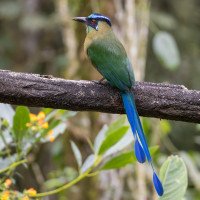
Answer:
(72, 17, 87, 24)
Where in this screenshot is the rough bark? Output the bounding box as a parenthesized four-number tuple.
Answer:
(0, 70, 199, 123)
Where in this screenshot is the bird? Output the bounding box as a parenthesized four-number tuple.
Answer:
(73, 13, 164, 196)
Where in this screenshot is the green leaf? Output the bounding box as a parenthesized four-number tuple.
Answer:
(13, 106, 30, 141)
(70, 141, 82, 168)
(62, 111, 77, 119)
(94, 125, 108, 154)
(98, 126, 129, 155)
(52, 122, 67, 137)
(101, 146, 159, 170)
(103, 128, 133, 157)
(44, 109, 59, 121)
(153, 31, 180, 70)
(159, 155, 188, 200)
(106, 116, 126, 136)
(43, 177, 67, 189)
(81, 154, 95, 174)
(101, 152, 136, 170)
(94, 116, 127, 155)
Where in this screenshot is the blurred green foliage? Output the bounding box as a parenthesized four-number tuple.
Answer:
(0, 104, 70, 199)
(0, 105, 189, 199)
(153, 31, 180, 70)
(159, 156, 188, 200)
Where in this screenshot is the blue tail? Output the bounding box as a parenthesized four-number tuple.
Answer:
(121, 91, 146, 163)
(121, 91, 164, 196)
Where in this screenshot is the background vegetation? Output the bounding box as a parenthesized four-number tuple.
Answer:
(0, 0, 199, 199)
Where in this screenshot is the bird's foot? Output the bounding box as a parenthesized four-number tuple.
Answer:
(92, 77, 106, 85)
(99, 77, 105, 82)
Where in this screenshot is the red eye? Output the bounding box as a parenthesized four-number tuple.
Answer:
(91, 19, 95, 23)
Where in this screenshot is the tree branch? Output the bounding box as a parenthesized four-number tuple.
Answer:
(0, 70, 199, 123)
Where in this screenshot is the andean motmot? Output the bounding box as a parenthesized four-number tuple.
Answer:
(73, 13, 164, 196)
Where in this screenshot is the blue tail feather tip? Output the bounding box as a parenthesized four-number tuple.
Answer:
(153, 172, 164, 196)
(135, 138, 146, 163)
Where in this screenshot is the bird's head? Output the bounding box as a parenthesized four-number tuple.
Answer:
(73, 13, 112, 32)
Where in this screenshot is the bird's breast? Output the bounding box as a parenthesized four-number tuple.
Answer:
(84, 22, 113, 55)
(84, 32, 106, 55)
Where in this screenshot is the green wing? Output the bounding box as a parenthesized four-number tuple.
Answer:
(87, 35, 135, 91)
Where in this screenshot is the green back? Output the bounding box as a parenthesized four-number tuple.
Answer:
(87, 33, 135, 91)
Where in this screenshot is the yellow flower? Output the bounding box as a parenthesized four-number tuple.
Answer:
(1, 191, 9, 200)
(47, 130, 53, 135)
(42, 122, 49, 129)
(37, 111, 45, 125)
(4, 179, 12, 187)
(37, 111, 45, 121)
(23, 195, 29, 200)
(46, 130, 54, 142)
(29, 113, 37, 122)
(26, 188, 37, 196)
(49, 136, 55, 142)
(37, 119, 44, 125)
